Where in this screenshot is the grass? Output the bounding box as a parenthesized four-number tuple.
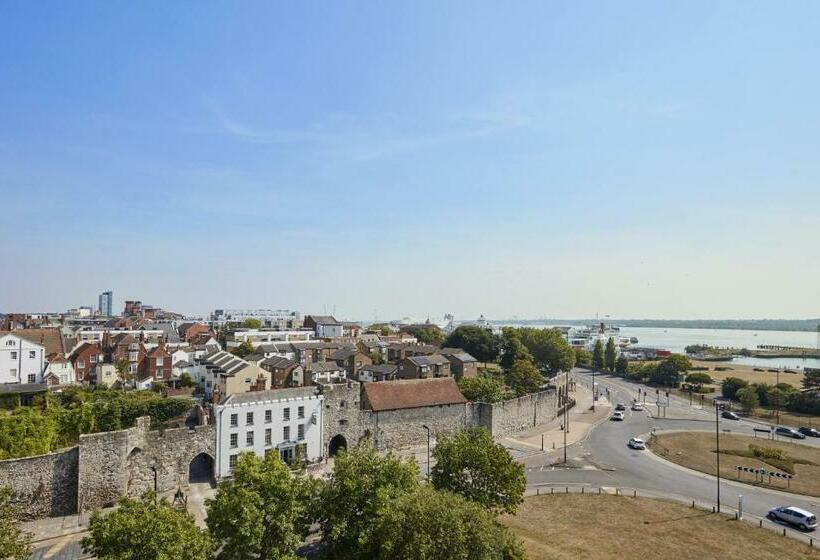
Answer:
(502, 494, 820, 559)
(691, 360, 804, 389)
(650, 432, 820, 496)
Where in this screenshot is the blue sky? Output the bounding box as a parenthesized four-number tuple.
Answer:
(1, 2, 819, 320)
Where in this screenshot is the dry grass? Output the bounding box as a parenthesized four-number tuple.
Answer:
(502, 494, 819, 560)
(650, 432, 820, 496)
(691, 360, 805, 389)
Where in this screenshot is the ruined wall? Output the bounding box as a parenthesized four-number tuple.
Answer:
(0, 447, 78, 519)
(369, 404, 468, 450)
(470, 389, 559, 438)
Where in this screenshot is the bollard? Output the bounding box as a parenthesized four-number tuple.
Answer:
(566, 487, 569, 494)
(537, 488, 540, 496)
(598, 487, 602, 495)
(633, 490, 636, 498)
(692, 500, 695, 508)
(615, 488, 619, 496)
(582, 487, 584, 495)
(810, 538, 813, 548)
(759, 520, 763, 528)
(783, 529, 786, 537)
(712, 506, 716, 513)
(551, 488, 554, 495)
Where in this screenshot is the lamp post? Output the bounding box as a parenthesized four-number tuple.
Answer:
(591, 368, 596, 411)
(715, 401, 721, 513)
(422, 424, 431, 480)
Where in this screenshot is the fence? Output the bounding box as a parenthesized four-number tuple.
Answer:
(523, 484, 818, 548)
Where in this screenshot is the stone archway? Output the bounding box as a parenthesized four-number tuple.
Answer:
(188, 452, 214, 484)
(328, 434, 347, 457)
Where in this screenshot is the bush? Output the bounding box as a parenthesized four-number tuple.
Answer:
(721, 377, 748, 400)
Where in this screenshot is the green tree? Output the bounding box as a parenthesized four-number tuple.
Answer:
(431, 427, 525, 514)
(721, 377, 749, 400)
(499, 330, 533, 370)
(504, 359, 544, 397)
(206, 452, 315, 560)
(82, 493, 213, 560)
(318, 443, 420, 559)
(685, 372, 712, 390)
(516, 328, 576, 373)
(457, 377, 509, 403)
(366, 323, 392, 336)
(243, 318, 263, 329)
(444, 326, 501, 364)
(664, 354, 692, 373)
(591, 340, 604, 371)
(803, 368, 820, 391)
(403, 325, 445, 345)
(573, 347, 592, 369)
(368, 352, 384, 365)
(604, 338, 617, 372)
(737, 387, 759, 413)
(179, 372, 195, 388)
(0, 488, 31, 560)
(370, 485, 525, 560)
(114, 358, 131, 384)
(615, 354, 629, 375)
(231, 340, 255, 358)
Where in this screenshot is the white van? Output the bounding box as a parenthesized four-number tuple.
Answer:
(767, 506, 818, 531)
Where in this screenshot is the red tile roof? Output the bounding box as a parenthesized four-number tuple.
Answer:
(363, 377, 466, 412)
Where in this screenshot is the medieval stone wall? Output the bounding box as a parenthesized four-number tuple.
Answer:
(471, 389, 559, 438)
(369, 404, 468, 450)
(0, 447, 78, 520)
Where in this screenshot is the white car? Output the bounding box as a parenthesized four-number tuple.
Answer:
(628, 437, 646, 450)
(611, 411, 625, 421)
(631, 402, 644, 411)
(767, 506, 818, 531)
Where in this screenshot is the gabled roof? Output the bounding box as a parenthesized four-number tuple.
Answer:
(307, 315, 340, 325)
(0, 328, 66, 356)
(359, 364, 398, 374)
(439, 349, 478, 363)
(329, 347, 359, 361)
(406, 354, 450, 367)
(70, 342, 103, 359)
(307, 361, 346, 373)
(200, 351, 251, 376)
(261, 356, 300, 370)
(363, 378, 466, 411)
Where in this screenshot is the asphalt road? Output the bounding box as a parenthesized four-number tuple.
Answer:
(526, 369, 820, 542)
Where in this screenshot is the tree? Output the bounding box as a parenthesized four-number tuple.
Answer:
(663, 354, 692, 373)
(499, 330, 533, 370)
(515, 328, 576, 373)
(504, 359, 544, 397)
(0, 488, 31, 560)
(803, 368, 820, 391)
(114, 358, 131, 384)
(206, 452, 315, 560)
(604, 337, 617, 372)
(318, 443, 420, 559)
(368, 352, 384, 365)
(458, 376, 509, 403)
(231, 340, 255, 358)
(737, 387, 759, 413)
(444, 326, 501, 364)
(82, 493, 213, 560)
(243, 318, 263, 329)
(431, 427, 525, 514)
(721, 377, 749, 400)
(574, 348, 592, 369)
(591, 340, 604, 371)
(685, 372, 712, 390)
(366, 323, 392, 336)
(370, 485, 525, 560)
(179, 372, 195, 388)
(615, 354, 629, 375)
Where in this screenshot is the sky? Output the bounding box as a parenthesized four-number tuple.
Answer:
(1, 1, 819, 321)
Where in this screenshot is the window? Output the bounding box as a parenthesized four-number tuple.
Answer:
(283, 407, 290, 421)
(29, 351, 36, 359)
(9, 369, 16, 378)
(298, 406, 305, 419)
(90, 355, 97, 364)
(246, 412, 254, 425)
(339, 419, 348, 426)
(129, 352, 138, 361)
(265, 410, 272, 423)
(246, 431, 254, 446)
(339, 400, 346, 409)
(297, 424, 305, 440)
(229, 433, 238, 448)
(229, 455, 237, 471)
(5, 340, 14, 346)
(27, 374, 36, 384)
(10, 352, 17, 360)
(77, 360, 85, 368)
(283, 426, 290, 441)
(156, 357, 164, 366)
(230, 413, 238, 427)
(265, 428, 272, 445)
(129, 363, 137, 373)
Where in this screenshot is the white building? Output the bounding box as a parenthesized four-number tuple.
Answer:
(0, 333, 46, 384)
(215, 387, 324, 478)
(225, 329, 315, 349)
(43, 354, 75, 385)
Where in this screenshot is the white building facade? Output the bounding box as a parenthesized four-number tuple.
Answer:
(0, 334, 46, 384)
(215, 388, 324, 478)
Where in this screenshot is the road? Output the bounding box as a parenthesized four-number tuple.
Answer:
(525, 368, 820, 542)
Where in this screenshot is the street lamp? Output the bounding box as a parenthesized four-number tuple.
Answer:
(591, 367, 596, 412)
(714, 401, 721, 513)
(422, 424, 431, 480)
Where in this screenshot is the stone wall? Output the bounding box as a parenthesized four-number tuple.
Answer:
(0, 447, 78, 520)
(471, 389, 559, 438)
(369, 404, 468, 449)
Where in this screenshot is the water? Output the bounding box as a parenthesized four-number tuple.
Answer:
(500, 323, 820, 369)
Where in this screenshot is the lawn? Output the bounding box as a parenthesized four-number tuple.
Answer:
(502, 494, 819, 560)
(650, 432, 820, 497)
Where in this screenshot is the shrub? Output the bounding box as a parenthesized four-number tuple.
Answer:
(721, 377, 748, 400)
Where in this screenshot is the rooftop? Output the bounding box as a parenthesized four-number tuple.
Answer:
(224, 386, 318, 405)
(363, 377, 466, 411)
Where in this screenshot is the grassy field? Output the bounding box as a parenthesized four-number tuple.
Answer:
(690, 360, 804, 389)
(502, 494, 819, 559)
(650, 432, 820, 496)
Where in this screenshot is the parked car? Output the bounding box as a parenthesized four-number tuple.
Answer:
(767, 506, 818, 531)
(611, 411, 625, 421)
(615, 403, 626, 411)
(631, 402, 643, 411)
(798, 427, 820, 438)
(775, 427, 806, 439)
(721, 411, 740, 420)
(628, 437, 646, 450)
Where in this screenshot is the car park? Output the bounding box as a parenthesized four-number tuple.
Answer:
(611, 411, 625, 421)
(767, 506, 818, 531)
(628, 437, 646, 450)
(721, 411, 740, 420)
(799, 427, 820, 438)
(775, 427, 806, 439)
(631, 402, 643, 411)
(615, 403, 626, 411)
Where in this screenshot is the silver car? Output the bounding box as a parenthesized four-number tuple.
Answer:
(628, 437, 646, 450)
(768, 506, 817, 531)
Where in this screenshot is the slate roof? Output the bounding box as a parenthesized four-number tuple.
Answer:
(261, 356, 300, 370)
(406, 354, 450, 367)
(224, 386, 318, 405)
(307, 361, 346, 373)
(200, 351, 251, 376)
(308, 315, 340, 325)
(359, 364, 398, 375)
(439, 349, 478, 363)
(329, 347, 359, 361)
(363, 378, 466, 411)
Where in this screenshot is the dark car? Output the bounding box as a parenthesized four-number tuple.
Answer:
(721, 411, 740, 420)
(799, 427, 820, 438)
(775, 427, 806, 439)
(615, 403, 626, 411)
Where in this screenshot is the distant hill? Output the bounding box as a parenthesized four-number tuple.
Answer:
(493, 318, 820, 333)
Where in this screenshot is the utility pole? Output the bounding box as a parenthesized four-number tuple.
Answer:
(591, 368, 596, 411)
(715, 401, 721, 513)
(776, 367, 781, 425)
(422, 425, 431, 480)
(563, 382, 569, 464)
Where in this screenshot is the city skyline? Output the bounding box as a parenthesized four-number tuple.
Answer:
(2, 2, 819, 319)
